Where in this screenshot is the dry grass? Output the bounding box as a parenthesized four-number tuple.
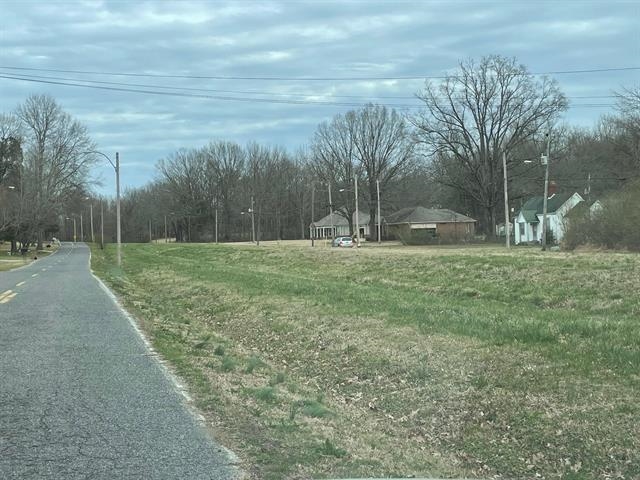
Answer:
(91, 242, 640, 479)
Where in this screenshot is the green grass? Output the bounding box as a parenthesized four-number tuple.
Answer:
(90, 242, 640, 479)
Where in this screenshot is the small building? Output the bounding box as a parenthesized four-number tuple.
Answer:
(309, 210, 370, 240)
(385, 206, 476, 244)
(514, 192, 584, 245)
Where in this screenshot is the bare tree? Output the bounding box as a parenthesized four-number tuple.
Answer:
(204, 141, 245, 241)
(412, 55, 567, 235)
(16, 94, 96, 247)
(311, 104, 415, 238)
(349, 105, 415, 239)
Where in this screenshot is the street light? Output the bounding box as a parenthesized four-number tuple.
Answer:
(85, 151, 121, 265)
(339, 174, 360, 247)
(540, 131, 551, 251)
(65, 216, 77, 243)
(240, 198, 256, 244)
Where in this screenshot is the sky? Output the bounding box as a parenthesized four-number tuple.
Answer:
(1, 0, 638, 196)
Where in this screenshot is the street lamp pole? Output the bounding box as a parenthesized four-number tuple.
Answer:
(376, 179, 381, 244)
(100, 202, 104, 249)
(73, 216, 77, 243)
(328, 183, 334, 240)
(354, 174, 360, 247)
(80, 212, 84, 242)
(503, 150, 510, 249)
(250, 195, 256, 244)
(89, 202, 95, 243)
(115, 152, 121, 265)
(85, 150, 121, 265)
(541, 133, 551, 251)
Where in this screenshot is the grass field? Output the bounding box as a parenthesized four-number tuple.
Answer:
(91, 242, 640, 479)
(0, 242, 56, 271)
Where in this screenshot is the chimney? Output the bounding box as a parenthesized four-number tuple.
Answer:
(548, 181, 558, 196)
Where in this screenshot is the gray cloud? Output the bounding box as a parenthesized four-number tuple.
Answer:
(1, 0, 637, 195)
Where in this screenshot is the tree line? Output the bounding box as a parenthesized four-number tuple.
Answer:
(1, 55, 638, 248)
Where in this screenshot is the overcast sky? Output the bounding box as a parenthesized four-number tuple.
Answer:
(1, 0, 638, 195)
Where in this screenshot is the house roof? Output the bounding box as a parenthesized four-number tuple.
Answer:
(385, 206, 476, 225)
(518, 193, 576, 216)
(310, 209, 370, 227)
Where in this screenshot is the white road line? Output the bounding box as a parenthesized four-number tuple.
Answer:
(31, 273, 38, 278)
(16, 281, 26, 287)
(0, 290, 12, 300)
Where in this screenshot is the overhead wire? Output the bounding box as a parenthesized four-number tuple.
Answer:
(0, 71, 621, 101)
(0, 73, 617, 108)
(0, 65, 638, 81)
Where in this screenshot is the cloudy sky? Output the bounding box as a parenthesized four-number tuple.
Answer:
(1, 0, 638, 195)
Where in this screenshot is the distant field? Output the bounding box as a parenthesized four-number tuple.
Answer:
(91, 242, 640, 479)
(0, 243, 55, 272)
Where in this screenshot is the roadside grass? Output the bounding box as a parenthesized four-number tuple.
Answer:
(91, 242, 640, 479)
(0, 242, 57, 271)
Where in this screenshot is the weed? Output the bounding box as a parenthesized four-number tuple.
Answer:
(245, 355, 266, 374)
(269, 372, 286, 386)
(317, 439, 347, 458)
(221, 356, 236, 372)
(213, 345, 225, 356)
(252, 386, 277, 404)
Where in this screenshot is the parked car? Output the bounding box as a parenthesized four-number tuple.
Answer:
(332, 236, 353, 247)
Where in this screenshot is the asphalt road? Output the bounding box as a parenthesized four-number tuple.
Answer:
(0, 243, 240, 479)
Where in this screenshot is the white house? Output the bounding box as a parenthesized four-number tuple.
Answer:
(309, 209, 370, 240)
(515, 192, 584, 245)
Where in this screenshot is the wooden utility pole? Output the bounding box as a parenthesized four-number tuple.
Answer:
(376, 179, 381, 244)
(311, 183, 315, 247)
(503, 150, 510, 249)
(541, 132, 551, 251)
(89, 203, 94, 243)
(250, 195, 256, 244)
(164, 215, 168, 243)
(355, 174, 360, 247)
(215, 207, 218, 244)
(328, 183, 334, 240)
(100, 202, 104, 249)
(149, 219, 152, 243)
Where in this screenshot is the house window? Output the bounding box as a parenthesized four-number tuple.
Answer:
(519, 223, 525, 236)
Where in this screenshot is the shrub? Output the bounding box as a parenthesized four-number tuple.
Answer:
(564, 180, 640, 251)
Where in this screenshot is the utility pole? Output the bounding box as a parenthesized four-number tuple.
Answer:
(328, 183, 334, 241)
(80, 213, 84, 242)
(354, 174, 360, 247)
(311, 183, 315, 247)
(73, 216, 77, 243)
(149, 219, 152, 243)
(503, 150, 510, 249)
(89, 203, 94, 243)
(116, 152, 122, 266)
(215, 207, 218, 244)
(250, 195, 256, 244)
(541, 132, 551, 251)
(376, 179, 381, 244)
(100, 202, 104, 249)
(164, 215, 168, 243)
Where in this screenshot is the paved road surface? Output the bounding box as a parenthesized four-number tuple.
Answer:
(0, 243, 240, 479)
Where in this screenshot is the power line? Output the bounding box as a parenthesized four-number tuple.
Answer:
(0, 74, 618, 109)
(0, 71, 620, 101)
(0, 65, 638, 81)
(0, 74, 421, 108)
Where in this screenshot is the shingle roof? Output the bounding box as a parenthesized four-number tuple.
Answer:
(385, 206, 476, 225)
(518, 193, 577, 216)
(310, 210, 370, 227)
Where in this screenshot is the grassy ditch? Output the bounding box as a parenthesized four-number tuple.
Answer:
(91, 242, 640, 479)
